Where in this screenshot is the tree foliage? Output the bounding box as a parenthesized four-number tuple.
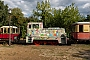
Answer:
(27, 15, 39, 22)
(51, 8, 62, 27)
(0, 0, 8, 26)
(84, 15, 90, 21)
(33, 1, 83, 34)
(11, 8, 26, 38)
(61, 3, 82, 33)
(11, 8, 24, 26)
(33, 0, 52, 27)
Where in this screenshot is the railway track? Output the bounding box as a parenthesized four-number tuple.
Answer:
(0, 39, 90, 46)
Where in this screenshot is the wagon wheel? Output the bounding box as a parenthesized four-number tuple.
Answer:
(2, 41, 8, 46)
(74, 40, 78, 44)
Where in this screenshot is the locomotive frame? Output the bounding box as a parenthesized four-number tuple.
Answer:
(26, 22, 68, 45)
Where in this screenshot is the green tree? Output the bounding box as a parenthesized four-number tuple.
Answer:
(48, 3, 83, 35)
(51, 8, 62, 27)
(27, 15, 39, 22)
(11, 8, 24, 26)
(33, 0, 52, 27)
(11, 8, 26, 38)
(84, 15, 90, 21)
(61, 3, 82, 33)
(0, 0, 9, 26)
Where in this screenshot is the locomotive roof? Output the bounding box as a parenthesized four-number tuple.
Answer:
(72, 22, 90, 25)
(0, 26, 17, 28)
(28, 22, 43, 24)
(48, 27, 64, 30)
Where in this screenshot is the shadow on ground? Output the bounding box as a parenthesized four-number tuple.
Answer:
(72, 50, 90, 60)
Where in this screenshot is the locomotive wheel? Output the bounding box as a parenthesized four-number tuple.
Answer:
(51, 42, 55, 45)
(33, 41, 40, 45)
(44, 41, 47, 45)
(51, 41, 57, 45)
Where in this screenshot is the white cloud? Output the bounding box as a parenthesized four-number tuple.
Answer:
(17, 2, 21, 5)
(83, 3, 90, 8)
(2, 0, 90, 17)
(50, 0, 59, 3)
(55, 6, 65, 10)
(78, 0, 90, 2)
(20, 1, 24, 3)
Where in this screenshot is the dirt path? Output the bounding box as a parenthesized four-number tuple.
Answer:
(0, 44, 90, 60)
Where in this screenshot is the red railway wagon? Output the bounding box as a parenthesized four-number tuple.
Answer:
(0, 26, 20, 43)
(71, 22, 90, 43)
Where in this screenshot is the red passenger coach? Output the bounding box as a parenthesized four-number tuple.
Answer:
(71, 22, 90, 43)
(0, 26, 20, 43)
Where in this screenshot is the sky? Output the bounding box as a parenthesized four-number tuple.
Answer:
(2, 0, 90, 17)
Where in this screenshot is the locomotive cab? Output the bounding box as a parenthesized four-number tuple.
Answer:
(26, 22, 43, 43)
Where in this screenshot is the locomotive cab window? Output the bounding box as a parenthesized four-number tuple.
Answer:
(33, 24, 39, 29)
(79, 25, 83, 32)
(29, 25, 31, 28)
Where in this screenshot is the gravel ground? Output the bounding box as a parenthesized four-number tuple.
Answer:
(0, 44, 90, 60)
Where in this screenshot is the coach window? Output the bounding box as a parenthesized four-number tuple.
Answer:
(16, 28, 17, 33)
(15, 28, 16, 33)
(79, 25, 83, 32)
(12, 28, 15, 33)
(72, 26, 75, 32)
(1, 28, 3, 33)
(8, 28, 10, 33)
(4, 28, 6, 33)
(16, 28, 19, 33)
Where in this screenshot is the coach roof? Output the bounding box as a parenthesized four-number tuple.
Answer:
(0, 26, 17, 28)
(72, 22, 90, 25)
